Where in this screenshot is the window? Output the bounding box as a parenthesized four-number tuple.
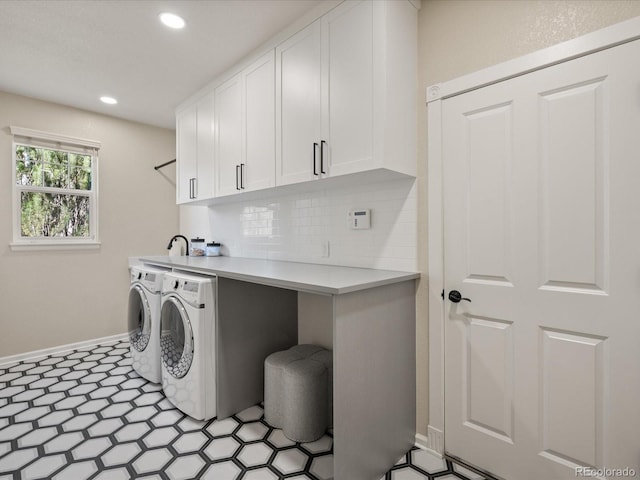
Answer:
(11, 126, 100, 249)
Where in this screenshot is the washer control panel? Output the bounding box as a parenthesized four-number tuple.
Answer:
(162, 272, 214, 308)
(130, 266, 166, 293)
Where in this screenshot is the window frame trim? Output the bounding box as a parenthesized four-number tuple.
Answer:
(10, 126, 101, 249)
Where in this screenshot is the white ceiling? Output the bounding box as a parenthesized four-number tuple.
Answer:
(0, 0, 323, 130)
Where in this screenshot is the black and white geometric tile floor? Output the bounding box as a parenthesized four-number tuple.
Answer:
(0, 340, 488, 480)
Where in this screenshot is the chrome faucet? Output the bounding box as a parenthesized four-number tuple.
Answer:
(167, 235, 189, 255)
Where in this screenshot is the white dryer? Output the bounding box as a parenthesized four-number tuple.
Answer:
(160, 271, 216, 420)
(128, 265, 168, 384)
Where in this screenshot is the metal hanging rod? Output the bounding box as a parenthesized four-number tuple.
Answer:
(154, 158, 176, 171)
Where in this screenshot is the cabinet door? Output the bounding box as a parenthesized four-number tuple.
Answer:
(243, 51, 275, 192)
(196, 92, 215, 199)
(176, 104, 197, 204)
(215, 73, 243, 197)
(322, 0, 373, 177)
(276, 19, 322, 186)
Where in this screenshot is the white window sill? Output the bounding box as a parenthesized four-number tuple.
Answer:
(10, 241, 101, 252)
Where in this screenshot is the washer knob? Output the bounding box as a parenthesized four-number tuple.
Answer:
(174, 280, 179, 289)
(137, 272, 142, 280)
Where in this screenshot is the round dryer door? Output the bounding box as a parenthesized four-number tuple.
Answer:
(160, 297, 194, 379)
(128, 285, 151, 352)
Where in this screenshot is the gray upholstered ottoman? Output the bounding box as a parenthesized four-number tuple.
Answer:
(283, 358, 328, 442)
(264, 349, 302, 428)
(308, 349, 333, 426)
(263, 344, 332, 442)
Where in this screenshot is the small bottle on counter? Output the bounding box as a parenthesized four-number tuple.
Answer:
(206, 242, 221, 256)
(190, 238, 206, 256)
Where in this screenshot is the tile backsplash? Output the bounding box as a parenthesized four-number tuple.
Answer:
(180, 178, 417, 272)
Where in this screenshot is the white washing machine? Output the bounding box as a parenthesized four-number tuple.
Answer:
(160, 271, 216, 420)
(128, 265, 168, 384)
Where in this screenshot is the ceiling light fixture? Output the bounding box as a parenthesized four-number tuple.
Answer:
(100, 96, 118, 105)
(159, 12, 185, 29)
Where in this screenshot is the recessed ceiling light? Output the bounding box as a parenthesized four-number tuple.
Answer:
(100, 96, 118, 105)
(159, 12, 185, 29)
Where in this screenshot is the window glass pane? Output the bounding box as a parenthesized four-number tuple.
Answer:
(69, 166, 92, 190)
(69, 153, 91, 169)
(67, 195, 91, 237)
(20, 192, 90, 238)
(42, 149, 69, 188)
(42, 163, 69, 188)
(15, 145, 44, 186)
(44, 148, 67, 166)
(69, 153, 92, 190)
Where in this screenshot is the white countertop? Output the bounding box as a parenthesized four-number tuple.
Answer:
(139, 256, 419, 295)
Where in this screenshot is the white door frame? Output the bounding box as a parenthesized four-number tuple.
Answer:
(425, 15, 640, 456)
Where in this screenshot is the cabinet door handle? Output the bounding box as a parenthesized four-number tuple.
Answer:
(240, 163, 245, 189)
(320, 140, 327, 174)
(192, 178, 197, 198)
(313, 143, 319, 176)
(189, 178, 194, 199)
(236, 165, 240, 190)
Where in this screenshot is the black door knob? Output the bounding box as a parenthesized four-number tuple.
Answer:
(448, 290, 471, 303)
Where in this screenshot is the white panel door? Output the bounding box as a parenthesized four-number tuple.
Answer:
(443, 39, 640, 479)
(275, 19, 322, 186)
(243, 50, 275, 192)
(215, 73, 242, 197)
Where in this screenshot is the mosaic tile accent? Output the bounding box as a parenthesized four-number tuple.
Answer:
(0, 340, 488, 479)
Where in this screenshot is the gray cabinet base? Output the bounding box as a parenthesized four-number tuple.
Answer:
(333, 280, 417, 480)
(216, 277, 298, 419)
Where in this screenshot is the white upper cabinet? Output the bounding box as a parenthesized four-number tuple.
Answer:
(176, 0, 416, 204)
(176, 104, 196, 204)
(321, 0, 373, 178)
(275, 20, 322, 186)
(243, 51, 276, 192)
(196, 93, 215, 199)
(214, 73, 243, 197)
(276, 0, 417, 187)
(215, 51, 276, 197)
(176, 92, 214, 204)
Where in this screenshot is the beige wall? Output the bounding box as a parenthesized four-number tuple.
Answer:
(416, 1, 640, 435)
(0, 91, 178, 358)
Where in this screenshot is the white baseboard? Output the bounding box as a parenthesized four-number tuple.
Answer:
(0, 333, 128, 367)
(415, 432, 429, 450)
(426, 425, 444, 455)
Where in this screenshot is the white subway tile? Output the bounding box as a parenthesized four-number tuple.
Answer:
(197, 179, 417, 270)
